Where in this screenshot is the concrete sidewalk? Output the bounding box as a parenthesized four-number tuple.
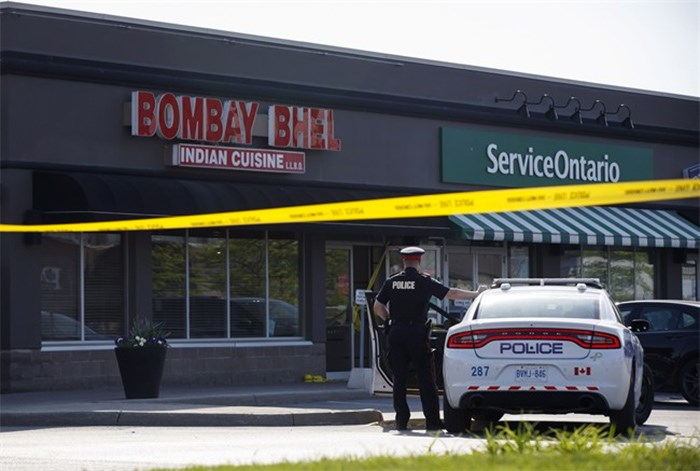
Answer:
(0, 381, 392, 428)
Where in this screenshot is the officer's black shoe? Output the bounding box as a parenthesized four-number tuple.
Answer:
(425, 420, 444, 431)
(395, 414, 409, 431)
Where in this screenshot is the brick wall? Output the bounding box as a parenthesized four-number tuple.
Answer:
(0, 343, 325, 392)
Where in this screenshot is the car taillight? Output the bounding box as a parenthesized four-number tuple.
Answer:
(571, 331, 621, 349)
(446, 332, 488, 348)
(446, 328, 621, 349)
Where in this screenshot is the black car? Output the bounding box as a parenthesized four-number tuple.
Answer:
(618, 300, 700, 406)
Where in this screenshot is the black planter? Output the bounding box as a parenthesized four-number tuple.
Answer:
(114, 347, 167, 399)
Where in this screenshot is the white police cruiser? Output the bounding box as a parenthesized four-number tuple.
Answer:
(442, 278, 650, 435)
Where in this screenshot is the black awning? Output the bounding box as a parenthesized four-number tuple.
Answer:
(33, 171, 397, 216)
(31, 171, 451, 235)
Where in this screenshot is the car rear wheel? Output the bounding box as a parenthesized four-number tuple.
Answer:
(443, 395, 471, 434)
(679, 359, 699, 406)
(610, 367, 637, 436)
(635, 363, 654, 425)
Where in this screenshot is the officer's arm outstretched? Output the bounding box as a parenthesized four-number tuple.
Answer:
(444, 285, 488, 300)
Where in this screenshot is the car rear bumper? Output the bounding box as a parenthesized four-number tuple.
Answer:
(457, 390, 611, 414)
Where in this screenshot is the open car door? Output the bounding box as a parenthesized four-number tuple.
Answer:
(365, 291, 464, 395)
(365, 291, 392, 394)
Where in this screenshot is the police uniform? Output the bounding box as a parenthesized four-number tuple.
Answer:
(375, 247, 449, 430)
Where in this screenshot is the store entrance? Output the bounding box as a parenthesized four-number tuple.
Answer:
(324, 244, 384, 378)
(324, 245, 352, 376)
(445, 247, 506, 314)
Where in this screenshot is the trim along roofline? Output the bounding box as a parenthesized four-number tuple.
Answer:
(2, 51, 698, 147)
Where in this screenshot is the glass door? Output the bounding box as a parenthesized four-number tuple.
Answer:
(446, 247, 506, 315)
(325, 245, 353, 373)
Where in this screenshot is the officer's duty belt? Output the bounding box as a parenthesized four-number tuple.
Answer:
(389, 319, 426, 326)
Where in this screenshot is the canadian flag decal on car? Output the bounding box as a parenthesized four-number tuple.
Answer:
(574, 367, 591, 376)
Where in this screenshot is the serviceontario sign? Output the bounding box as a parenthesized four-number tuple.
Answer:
(441, 127, 654, 187)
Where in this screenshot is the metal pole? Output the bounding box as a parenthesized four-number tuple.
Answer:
(359, 304, 365, 369)
(350, 305, 355, 369)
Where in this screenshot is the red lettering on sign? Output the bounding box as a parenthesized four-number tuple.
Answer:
(309, 108, 341, 151)
(324, 110, 341, 151)
(180, 96, 205, 141)
(131, 91, 258, 145)
(131, 91, 338, 151)
(292, 107, 309, 149)
(222, 101, 260, 144)
(205, 98, 223, 142)
(132, 91, 157, 137)
(270, 105, 291, 147)
(269, 105, 341, 151)
(156, 93, 180, 140)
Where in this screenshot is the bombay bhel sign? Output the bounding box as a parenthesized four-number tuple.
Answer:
(131, 90, 341, 174)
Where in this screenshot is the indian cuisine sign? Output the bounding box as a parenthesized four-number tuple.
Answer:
(172, 144, 305, 174)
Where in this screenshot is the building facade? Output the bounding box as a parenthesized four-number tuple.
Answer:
(1, 3, 698, 392)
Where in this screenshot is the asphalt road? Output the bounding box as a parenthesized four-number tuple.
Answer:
(0, 394, 698, 471)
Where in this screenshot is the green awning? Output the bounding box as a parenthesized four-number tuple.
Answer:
(449, 206, 699, 248)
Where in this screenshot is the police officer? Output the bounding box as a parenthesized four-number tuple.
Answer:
(373, 246, 485, 431)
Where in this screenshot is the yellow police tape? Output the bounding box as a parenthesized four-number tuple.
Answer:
(1, 179, 698, 233)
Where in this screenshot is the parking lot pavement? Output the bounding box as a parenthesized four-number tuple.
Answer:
(0, 381, 388, 428)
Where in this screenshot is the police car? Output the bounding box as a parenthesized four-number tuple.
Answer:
(442, 278, 651, 435)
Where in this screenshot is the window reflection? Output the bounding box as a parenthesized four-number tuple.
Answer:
(268, 238, 300, 337)
(230, 237, 266, 337)
(152, 234, 186, 338)
(189, 231, 227, 338)
(40, 234, 81, 341)
(559, 247, 655, 300)
(40, 233, 123, 341)
(151, 230, 300, 340)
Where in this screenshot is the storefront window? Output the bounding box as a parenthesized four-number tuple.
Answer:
(189, 230, 227, 338)
(448, 252, 474, 288)
(446, 250, 475, 317)
(325, 248, 351, 328)
(560, 247, 655, 300)
(681, 260, 698, 300)
(509, 246, 529, 278)
(84, 234, 124, 338)
(230, 237, 266, 337)
(582, 249, 608, 285)
(560, 249, 582, 278)
(40, 234, 82, 341)
(152, 234, 186, 338)
(682, 261, 697, 300)
(635, 251, 655, 300)
(40, 233, 123, 341)
(267, 237, 300, 337)
(151, 230, 300, 340)
(609, 251, 635, 301)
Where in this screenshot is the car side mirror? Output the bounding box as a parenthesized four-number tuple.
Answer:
(630, 319, 650, 333)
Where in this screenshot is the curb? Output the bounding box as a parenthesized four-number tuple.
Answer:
(0, 408, 385, 428)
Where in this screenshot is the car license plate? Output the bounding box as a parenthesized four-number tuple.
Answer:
(514, 366, 548, 382)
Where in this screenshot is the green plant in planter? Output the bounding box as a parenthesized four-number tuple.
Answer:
(114, 318, 171, 399)
(115, 318, 170, 348)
